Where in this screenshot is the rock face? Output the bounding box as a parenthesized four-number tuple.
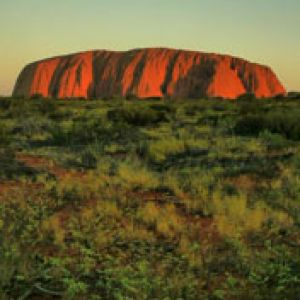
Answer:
(13, 48, 286, 99)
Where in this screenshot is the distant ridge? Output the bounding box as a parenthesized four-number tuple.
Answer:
(13, 48, 286, 99)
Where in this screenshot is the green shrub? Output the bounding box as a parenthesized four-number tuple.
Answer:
(0, 149, 36, 179)
(259, 130, 290, 150)
(237, 93, 256, 101)
(0, 98, 11, 109)
(267, 112, 300, 140)
(30, 93, 44, 99)
(0, 123, 9, 145)
(150, 103, 176, 114)
(235, 114, 266, 136)
(249, 244, 300, 299)
(235, 111, 300, 140)
(107, 105, 167, 126)
(12, 117, 54, 137)
(80, 148, 98, 169)
(239, 101, 263, 115)
(36, 100, 57, 115)
(5, 99, 32, 118)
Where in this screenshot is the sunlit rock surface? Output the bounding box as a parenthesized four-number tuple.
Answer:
(13, 48, 286, 99)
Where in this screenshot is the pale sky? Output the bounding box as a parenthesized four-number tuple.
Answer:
(0, 0, 299, 95)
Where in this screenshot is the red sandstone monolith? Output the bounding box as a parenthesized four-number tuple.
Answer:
(13, 48, 286, 99)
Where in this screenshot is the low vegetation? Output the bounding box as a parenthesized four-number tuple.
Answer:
(0, 97, 300, 299)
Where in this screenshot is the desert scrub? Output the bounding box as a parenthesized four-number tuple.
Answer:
(107, 104, 167, 126)
(79, 147, 99, 169)
(173, 167, 222, 215)
(42, 214, 66, 247)
(212, 195, 293, 237)
(0, 122, 9, 145)
(235, 110, 300, 140)
(137, 202, 185, 238)
(53, 171, 103, 205)
(248, 243, 300, 299)
(259, 130, 292, 151)
(144, 136, 209, 165)
(1, 98, 300, 299)
(117, 159, 160, 190)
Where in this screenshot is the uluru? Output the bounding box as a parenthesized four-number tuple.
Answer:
(13, 48, 286, 99)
